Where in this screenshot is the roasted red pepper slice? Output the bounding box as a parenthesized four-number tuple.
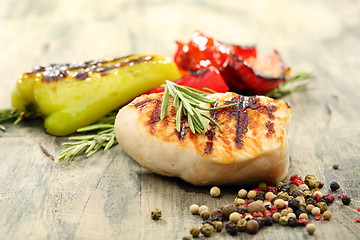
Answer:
(174, 31, 287, 94)
(147, 67, 229, 94)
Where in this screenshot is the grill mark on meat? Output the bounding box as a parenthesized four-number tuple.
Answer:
(265, 121, 275, 137)
(266, 104, 277, 119)
(147, 99, 161, 125)
(135, 99, 156, 108)
(203, 104, 219, 154)
(175, 123, 187, 141)
(204, 142, 214, 154)
(228, 96, 259, 148)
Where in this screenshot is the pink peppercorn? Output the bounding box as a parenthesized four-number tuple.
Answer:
(266, 186, 277, 193)
(339, 193, 346, 199)
(314, 193, 322, 202)
(356, 219, 360, 222)
(252, 212, 263, 218)
(269, 205, 278, 213)
(357, 207, 360, 212)
(264, 211, 272, 217)
(325, 194, 335, 203)
(314, 215, 323, 221)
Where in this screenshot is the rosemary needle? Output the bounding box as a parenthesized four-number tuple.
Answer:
(160, 81, 236, 134)
(57, 111, 118, 164)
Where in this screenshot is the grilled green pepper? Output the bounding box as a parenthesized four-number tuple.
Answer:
(11, 54, 181, 136)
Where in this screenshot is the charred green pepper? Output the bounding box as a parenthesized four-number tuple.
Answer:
(11, 54, 181, 136)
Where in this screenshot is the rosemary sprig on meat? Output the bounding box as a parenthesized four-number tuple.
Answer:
(57, 111, 117, 164)
(161, 81, 237, 134)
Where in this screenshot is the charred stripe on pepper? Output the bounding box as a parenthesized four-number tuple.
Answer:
(11, 54, 181, 136)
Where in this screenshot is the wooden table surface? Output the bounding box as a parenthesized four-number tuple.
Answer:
(1, 0, 359, 239)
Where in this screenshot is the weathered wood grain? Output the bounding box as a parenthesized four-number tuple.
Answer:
(0, 0, 359, 239)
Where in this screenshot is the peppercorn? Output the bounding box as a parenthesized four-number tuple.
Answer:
(288, 217, 297, 227)
(246, 220, 259, 234)
(229, 212, 241, 223)
(237, 206, 248, 215)
(247, 190, 257, 199)
(298, 184, 310, 191)
(258, 182, 267, 191)
(189, 226, 200, 237)
(316, 202, 328, 213)
(274, 199, 286, 209)
(280, 185, 290, 192)
(200, 210, 210, 220)
(225, 221, 238, 236)
(237, 218, 247, 231)
(238, 189, 247, 198)
(254, 195, 266, 201)
(297, 218, 309, 227)
(299, 213, 309, 220)
(279, 216, 288, 225)
(306, 204, 314, 213)
(330, 182, 340, 191)
(305, 196, 317, 206)
(276, 181, 285, 190)
(288, 198, 300, 211)
(332, 162, 339, 169)
(306, 223, 316, 235)
(211, 208, 223, 219)
(198, 205, 208, 214)
(222, 204, 237, 220)
(247, 201, 266, 214)
(189, 204, 200, 215)
(287, 213, 296, 219)
(323, 210, 332, 220)
(263, 216, 273, 226)
(291, 189, 304, 197)
(277, 191, 290, 201)
(212, 221, 222, 232)
(255, 218, 265, 229)
(281, 209, 291, 216)
(295, 207, 306, 218)
(234, 197, 245, 206)
(265, 191, 276, 201)
(342, 196, 351, 205)
(200, 223, 214, 237)
(272, 212, 281, 223)
(150, 208, 162, 220)
(311, 207, 321, 216)
(305, 174, 320, 189)
(210, 186, 221, 197)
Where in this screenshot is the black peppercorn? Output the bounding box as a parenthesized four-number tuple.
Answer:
(211, 215, 223, 221)
(288, 199, 300, 211)
(254, 195, 265, 201)
(280, 185, 290, 192)
(263, 216, 273, 226)
(237, 207, 248, 215)
(330, 182, 340, 191)
(254, 218, 264, 229)
(271, 197, 277, 205)
(202, 219, 213, 225)
(305, 196, 317, 205)
(341, 196, 351, 205)
(295, 209, 306, 218)
(288, 217, 297, 227)
(225, 221, 238, 236)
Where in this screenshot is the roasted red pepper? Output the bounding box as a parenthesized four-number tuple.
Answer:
(174, 31, 287, 94)
(147, 67, 229, 94)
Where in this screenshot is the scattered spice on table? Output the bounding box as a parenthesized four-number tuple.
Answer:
(180, 174, 356, 238)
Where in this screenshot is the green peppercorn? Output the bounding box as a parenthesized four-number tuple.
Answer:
(277, 191, 290, 201)
(200, 223, 214, 237)
(258, 182, 267, 191)
(189, 226, 200, 237)
(151, 208, 162, 220)
(305, 174, 320, 189)
(237, 218, 247, 231)
(316, 202, 328, 213)
(298, 184, 310, 191)
(279, 216, 288, 225)
(212, 221, 223, 232)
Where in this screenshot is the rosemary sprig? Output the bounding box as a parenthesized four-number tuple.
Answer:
(161, 81, 237, 134)
(266, 71, 310, 99)
(0, 108, 21, 131)
(57, 111, 118, 164)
